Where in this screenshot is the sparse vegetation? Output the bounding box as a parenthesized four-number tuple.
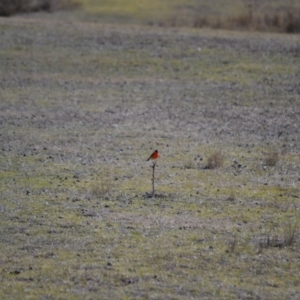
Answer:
(264, 150, 279, 167)
(89, 176, 113, 199)
(164, 4, 300, 33)
(0, 2, 300, 299)
(226, 190, 236, 201)
(205, 151, 225, 169)
(1, 0, 299, 33)
(258, 222, 299, 250)
(77, 0, 300, 33)
(218, 5, 300, 33)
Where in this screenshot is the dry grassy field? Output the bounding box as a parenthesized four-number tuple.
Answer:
(78, 0, 300, 32)
(0, 2, 300, 299)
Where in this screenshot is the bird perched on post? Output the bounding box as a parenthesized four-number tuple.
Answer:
(147, 150, 159, 164)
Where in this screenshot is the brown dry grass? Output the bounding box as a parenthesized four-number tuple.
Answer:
(153, 1, 300, 33)
(227, 7, 300, 33)
(205, 151, 225, 169)
(2, 0, 300, 33)
(264, 150, 279, 167)
(258, 222, 299, 250)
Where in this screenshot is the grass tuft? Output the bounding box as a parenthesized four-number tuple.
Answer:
(226, 190, 236, 201)
(258, 222, 299, 250)
(264, 150, 279, 167)
(205, 151, 225, 169)
(89, 177, 113, 199)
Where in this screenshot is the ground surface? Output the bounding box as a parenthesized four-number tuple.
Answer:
(0, 9, 300, 299)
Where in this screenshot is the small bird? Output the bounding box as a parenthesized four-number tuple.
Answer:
(147, 150, 159, 163)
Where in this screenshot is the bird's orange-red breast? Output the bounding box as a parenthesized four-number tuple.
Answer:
(147, 150, 159, 161)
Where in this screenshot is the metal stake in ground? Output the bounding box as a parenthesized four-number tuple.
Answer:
(146, 150, 160, 197)
(151, 163, 156, 197)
